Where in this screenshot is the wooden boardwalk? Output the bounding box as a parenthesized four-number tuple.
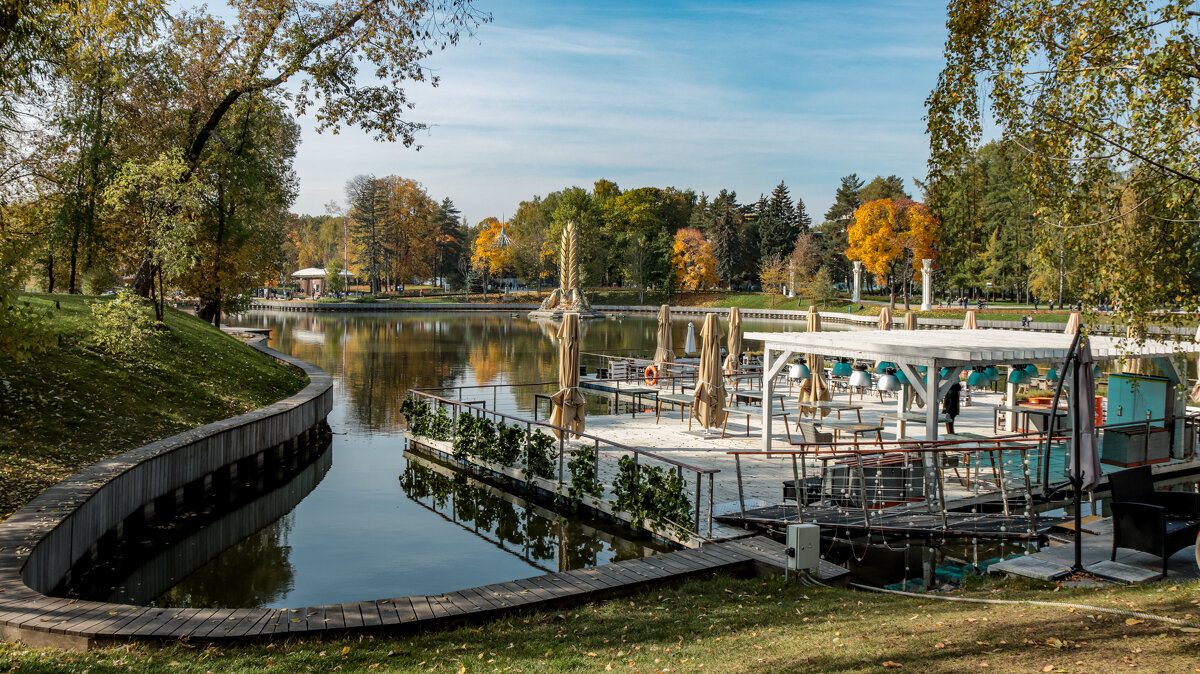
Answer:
(717, 504, 1068, 539)
(0, 536, 842, 648)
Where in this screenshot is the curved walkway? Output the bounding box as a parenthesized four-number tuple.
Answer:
(0, 334, 797, 651)
(0, 335, 333, 649)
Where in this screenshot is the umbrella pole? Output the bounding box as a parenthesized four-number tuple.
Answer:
(1070, 347, 1084, 574)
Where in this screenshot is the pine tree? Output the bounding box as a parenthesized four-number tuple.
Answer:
(433, 197, 466, 288)
(346, 175, 392, 293)
(710, 205, 740, 288)
(759, 181, 801, 261)
(824, 174, 864, 223)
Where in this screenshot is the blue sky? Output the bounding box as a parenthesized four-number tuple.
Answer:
(290, 0, 950, 223)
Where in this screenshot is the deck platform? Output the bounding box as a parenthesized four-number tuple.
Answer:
(716, 504, 1067, 539)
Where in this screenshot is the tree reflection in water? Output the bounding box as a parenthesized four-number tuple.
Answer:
(399, 455, 666, 573)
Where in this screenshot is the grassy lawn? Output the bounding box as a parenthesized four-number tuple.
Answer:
(1, 573, 1196, 672)
(0, 293, 306, 521)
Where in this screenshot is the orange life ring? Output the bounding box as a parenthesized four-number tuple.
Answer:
(644, 365, 659, 386)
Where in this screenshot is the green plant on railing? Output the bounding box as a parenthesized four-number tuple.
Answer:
(494, 422, 525, 466)
(523, 429, 556, 480)
(453, 412, 478, 460)
(611, 455, 692, 540)
(567, 447, 602, 504)
(401, 396, 432, 435)
(428, 405, 453, 440)
(613, 455, 641, 517)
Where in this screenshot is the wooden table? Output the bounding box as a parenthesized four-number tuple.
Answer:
(816, 420, 884, 447)
(795, 401, 862, 424)
(881, 411, 951, 437)
(654, 393, 695, 428)
(723, 405, 792, 441)
(730, 389, 788, 410)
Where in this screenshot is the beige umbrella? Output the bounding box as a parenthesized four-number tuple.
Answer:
(963, 310, 978, 329)
(801, 305, 833, 417)
(723, 307, 743, 374)
(1191, 324, 1200, 403)
(904, 311, 917, 330)
(692, 313, 727, 431)
(878, 306, 892, 331)
(1064, 311, 1081, 335)
(653, 304, 674, 372)
(1122, 325, 1145, 374)
(549, 313, 586, 439)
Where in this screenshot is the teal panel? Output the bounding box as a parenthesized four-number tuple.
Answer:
(1105, 374, 1169, 428)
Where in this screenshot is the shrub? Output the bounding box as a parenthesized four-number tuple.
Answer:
(89, 291, 154, 359)
(81, 267, 116, 295)
(523, 429, 556, 480)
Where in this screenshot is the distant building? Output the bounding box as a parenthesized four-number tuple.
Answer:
(291, 267, 353, 296)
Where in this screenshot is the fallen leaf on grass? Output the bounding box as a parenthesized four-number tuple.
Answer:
(1125, 618, 1144, 625)
(883, 662, 902, 668)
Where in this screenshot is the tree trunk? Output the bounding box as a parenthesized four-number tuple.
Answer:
(46, 253, 54, 293)
(133, 257, 155, 297)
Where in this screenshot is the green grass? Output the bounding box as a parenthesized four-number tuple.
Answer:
(1, 573, 1196, 672)
(0, 293, 307, 521)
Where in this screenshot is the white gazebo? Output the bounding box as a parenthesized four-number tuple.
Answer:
(291, 267, 353, 296)
(747, 328, 1199, 451)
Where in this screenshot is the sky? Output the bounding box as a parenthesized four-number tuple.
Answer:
(289, 0, 950, 224)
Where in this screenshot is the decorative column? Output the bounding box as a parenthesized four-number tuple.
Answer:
(851, 260, 862, 303)
(920, 258, 933, 311)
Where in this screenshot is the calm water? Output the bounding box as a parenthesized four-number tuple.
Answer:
(145, 311, 827, 608)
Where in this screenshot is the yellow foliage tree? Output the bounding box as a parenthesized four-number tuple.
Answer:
(671, 228, 718, 292)
(470, 217, 513, 297)
(846, 198, 939, 307)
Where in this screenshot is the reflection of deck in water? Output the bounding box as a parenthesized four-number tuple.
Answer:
(62, 440, 333, 607)
(401, 452, 667, 574)
(717, 504, 1066, 539)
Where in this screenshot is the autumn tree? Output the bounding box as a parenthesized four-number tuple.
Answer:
(846, 198, 939, 308)
(381, 176, 438, 286)
(470, 217, 512, 298)
(758, 254, 789, 307)
(671, 228, 717, 293)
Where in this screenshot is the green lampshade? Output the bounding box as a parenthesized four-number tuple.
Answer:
(1093, 363, 1103, 377)
(1023, 364, 1040, 375)
(917, 365, 928, 375)
(967, 370, 987, 387)
(875, 361, 895, 374)
(832, 361, 852, 377)
(1007, 369, 1030, 384)
(894, 369, 909, 385)
(1046, 367, 1059, 382)
(984, 366, 999, 382)
(940, 368, 953, 379)
(797, 363, 811, 379)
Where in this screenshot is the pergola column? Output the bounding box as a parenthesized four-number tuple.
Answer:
(1004, 369, 1018, 432)
(920, 259, 933, 311)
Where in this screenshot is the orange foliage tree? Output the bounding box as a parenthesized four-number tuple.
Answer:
(671, 228, 718, 292)
(846, 198, 939, 308)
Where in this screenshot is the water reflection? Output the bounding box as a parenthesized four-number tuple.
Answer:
(822, 534, 1033, 590)
(400, 453, 666, 573)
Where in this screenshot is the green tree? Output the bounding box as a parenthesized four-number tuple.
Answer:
(928, 0, 1200, 326)
(758, 180, 803, 262)
(346, 175, 391, 293)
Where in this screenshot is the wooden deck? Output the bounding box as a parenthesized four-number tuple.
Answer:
(0, 536, 842, 648)
(717, 504, 1068, 539)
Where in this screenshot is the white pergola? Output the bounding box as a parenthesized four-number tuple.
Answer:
(746, 328, 1200, 452)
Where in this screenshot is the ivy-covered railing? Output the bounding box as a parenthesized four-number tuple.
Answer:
(400, 391, 717, 541)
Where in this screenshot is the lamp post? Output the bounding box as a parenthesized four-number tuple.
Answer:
(920, 259, 932, 311)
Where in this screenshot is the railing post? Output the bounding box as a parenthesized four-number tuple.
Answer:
(558, 434, 565, 485)
(708, 472, 714, 539)
(791, 453, 803, 522)
(694, 471, 701, 533)
(734, 453, 746, 521)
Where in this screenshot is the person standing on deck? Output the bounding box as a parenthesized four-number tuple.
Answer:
(942, 381, 962, 433)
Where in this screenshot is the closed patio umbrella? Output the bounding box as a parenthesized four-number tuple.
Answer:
(684, 321, 697, 355)
(801, 305, 832, 417)
(692, 313, 727, 432)
(963, 310, 978, 329)
(878, 306, 892, 331)
(904, 311, 917, 330)
(549, 313, 586, 439)
(723, 307, 743, 374)
(1070, 340, 1101, 488)
(653, 305, 675, 371)
(1122, 325, 1144, 374)
(1064, 311, 1081, 335)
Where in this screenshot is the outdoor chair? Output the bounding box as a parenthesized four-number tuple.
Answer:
(797, 421, 835, 455)
(1108, 465, 1200, 576)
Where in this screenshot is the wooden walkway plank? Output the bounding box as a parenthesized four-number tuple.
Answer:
(356, 601, 383, 628)
(191, 609, 242, 639)
(511, 577, 567, 601)
(459, 587, 508, 612)
(171, 607, 224, 639)
(340, 602, 364, 630)
(372, 599, 401, 626)
(225, 610, 276, 638)
(205, 609, 263, 639)
(426, 595, 463, 619)
(535, 573, 588, 597)
(45, 600, 120, 636)
(409, 596, 436, 622)
(143, 608, 192, 637)
(85, 607, 154, 637)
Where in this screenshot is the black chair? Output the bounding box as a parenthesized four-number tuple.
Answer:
(1108, 465, 1200, 576)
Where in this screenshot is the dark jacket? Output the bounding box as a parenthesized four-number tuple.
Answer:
(942, 382, 961, 419)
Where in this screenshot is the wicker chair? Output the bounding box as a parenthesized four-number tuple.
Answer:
(1108, 465, 1200, 576)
